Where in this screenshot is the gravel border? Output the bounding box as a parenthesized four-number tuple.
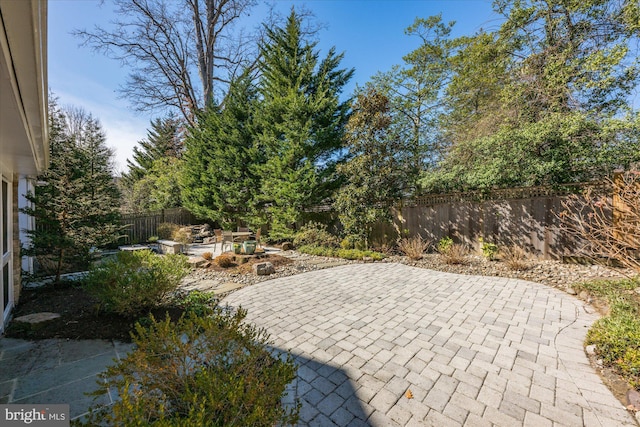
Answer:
(181, 250, 635, 295)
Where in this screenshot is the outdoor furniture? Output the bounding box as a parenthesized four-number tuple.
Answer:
(254, 228, 263, 249)
(238, 226, 250, 232)
(232, 231, 252, 242)
(221, 230, 234, 252)
(157, 239, 183, 254)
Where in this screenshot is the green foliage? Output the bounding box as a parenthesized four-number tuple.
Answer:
(334, 88, 403, 247)
(123, 115, 183, 186)
(86, 250, 189, 317)
(582, 279, 640, 388)
(171, 290, 218, 317)
(297, 245, 385, 261)
(257, 10, 353, 237)
(370, 15, 455, 193)
(79, 310, 299, 426)
(478, 237, 498, 260)
(422, 112, 640, 192)
(148, 236, 159, 243)
(181, 74, 263, 228)
(293, 222, 340, 248)
(437, 237, 453, 254)
(21, 100, 121, 282)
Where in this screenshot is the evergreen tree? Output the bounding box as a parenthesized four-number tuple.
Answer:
(256, 9, 353, 239)
(22, 100, 121, 282)
(334, 87, 404, 247)
(123, 115, 183, 186)
(181, 73, 262, 228)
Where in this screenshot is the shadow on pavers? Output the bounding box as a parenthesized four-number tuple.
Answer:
(2, 337, 369, 426)
(268, 345, 371, 426)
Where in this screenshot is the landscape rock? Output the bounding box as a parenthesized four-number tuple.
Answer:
(585, 344, 597, 356)
(253, 262, 275, 276)
(14, 312, 60, 324)
(281, 242, 294, 251)
(627, 389, 640, 411)
(187, 256, 207, 268)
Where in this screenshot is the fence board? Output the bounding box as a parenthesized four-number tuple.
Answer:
(120, 208, 200, 243)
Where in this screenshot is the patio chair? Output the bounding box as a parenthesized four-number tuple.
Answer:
(254, 228, 263, 249)
(212, 229, 222, 251)
(221, 230, 234, 252)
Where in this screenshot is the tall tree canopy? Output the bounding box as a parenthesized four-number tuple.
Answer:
(334, 87, 404, 247)
(123, 115, 184, 186)
(75, 0, 259, 124)
(412, 0, 640, 192)
(256, 9, 353, 238)
(180, 73, 262, 228)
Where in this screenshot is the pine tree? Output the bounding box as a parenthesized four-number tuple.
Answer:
(256, 9, 353, 239)
(123, 115, 183, 186)
(181, 73, 262, 228)
(22, 101, 121, 282)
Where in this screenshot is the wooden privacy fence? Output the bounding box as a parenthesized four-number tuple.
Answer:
(388, 183, 609, 260)
(120, 208, 200, 243)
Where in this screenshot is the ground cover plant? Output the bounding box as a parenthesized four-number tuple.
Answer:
(574, 278, 640, 390)
(78, 309, 299, 426)
(297, 245, 386, 261)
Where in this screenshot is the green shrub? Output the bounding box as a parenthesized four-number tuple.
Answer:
(157, 222, 180, 240)
(297, 245, 385, 261)
(437, 236, 454, 254)
(478, 237, 498, 260)
(172, 290, 218, 317)
(293, 222, 340, 248)
(86, 250, 189, 317)
(79, 310, 299, 426)
(577, 278, 640, 389)
(148, 235, 159, 243)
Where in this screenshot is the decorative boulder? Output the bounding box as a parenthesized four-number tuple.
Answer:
(253, 262, 275, 276)
(281, 242, 293, 251)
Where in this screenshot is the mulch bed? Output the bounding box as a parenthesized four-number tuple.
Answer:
(5, 281, 184, 342)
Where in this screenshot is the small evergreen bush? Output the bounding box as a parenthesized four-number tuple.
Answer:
(478, 237, 498, 260)
(86, 250, 189, 317)
(79, 310, 299, 426)
(437, 236, 454, 254)
(293, 222, 340, 248)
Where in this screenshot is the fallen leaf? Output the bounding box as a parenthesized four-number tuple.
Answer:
(405, 389, 413, 399)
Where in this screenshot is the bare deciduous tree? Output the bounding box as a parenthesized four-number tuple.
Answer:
(75, 0, 259, 125)
(560, 171, 640, 272)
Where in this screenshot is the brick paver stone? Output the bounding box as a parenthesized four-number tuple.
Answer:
(224, 263, 635, 426)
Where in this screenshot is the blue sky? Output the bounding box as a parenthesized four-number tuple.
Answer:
(48, 0, 501, 173)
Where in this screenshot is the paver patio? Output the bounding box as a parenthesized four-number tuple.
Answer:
(224, 262, 636, 426)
